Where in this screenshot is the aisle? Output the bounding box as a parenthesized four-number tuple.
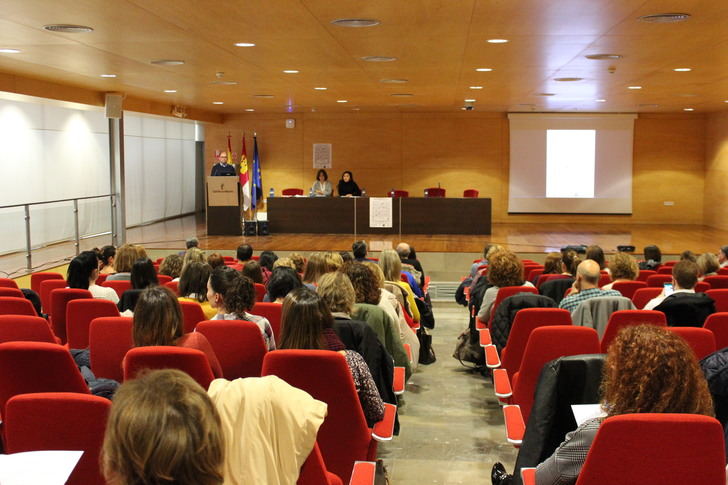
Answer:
(379, 302, 518, 484)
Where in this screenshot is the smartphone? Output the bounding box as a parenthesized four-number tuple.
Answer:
(664, 283, 674, 296)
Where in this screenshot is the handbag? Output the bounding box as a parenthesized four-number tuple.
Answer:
(417, 327, 436, 365)
(452, 326, 484, 368)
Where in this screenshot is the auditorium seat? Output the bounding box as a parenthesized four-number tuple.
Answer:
(706, 289, 728, 313)
(388, 189, 409, 198)
(251, 302, 283, 344)
(667, 327, 716, 359)
(39, 279, 67, 313)
(196, 320, 267, 379)
(0, 315, 57, 344)
(254, 282, 267, 302)
(123, 346, 215, 389)
(597, 273, 612, 287)
(89, 317, 133, 382)
(30, 271, 63, 295)
(101, 280, 132, 298)
(463, 189, 479, 198)
(0, 278, 19, 289)
(165, 280, 180, 295)
(95, 273, 109, 285)
(0, 287, 24, 298)
(157, 274, 173, 285)
(424, 187, 446, 197)
(695, 281, 711, 293)
(704, 275, 728, 289)
(657, 266, 674, 274)
(636, 270, 657, 282)
(704, 313, 728, 350)
(611, 281, 647, 299)
(599, 310, 666, 353)
(0, 296, 38, 317)
(297, 441, 345, 485)
(631, 287, 662, 309)
(536, 274, 570, 288)
(282, 188, 304, 196)
(486, 286, 539, 327)
(719, 267, 728, 276)
(49, 288, 92, 344)
(65, 299, 120, 350)
(646, 274, 672, 287)
(663, 260, 678, 266)
(179, 300, 206, 333)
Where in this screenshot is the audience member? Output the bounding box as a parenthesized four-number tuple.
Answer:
(236, 243, 253, 263)
(639, 245, 662, 270)
(272, 257, 296, 270)
(242, 260, 264, 284)
(477, 250, 535, 322)
(183, 247, 206, 270)
(601, 252, 638, 290)
(397, 242, 425, 287)
(645, 260, 716, 325)
(380, 249, 420, 323)
(178, 262, 216, 319)
(470, 244, 502, 278)
(107, 244, 137, 281)
(697, 252, 720, 279)
(266, 266, 303, 303)
(561, 249, 582, 276)
(558, 260, 621, 313)
(130, 258, 158, 290)
(720, 246, 728, 269)
(681, 250, 698, 263)
(323, 251, 344, 272)
(340, 251, 354, 263)
(67, 250, 119, 303)
(134, 245, 148, 261)
(259, 251, 278, 282)
(158, 253, 183, 279)
(206, 252, 226, 270)
(131, 286, 222, 377)
(585, 245, 607, 273)
(98, 245, 116, 275)
(289, 252, 306, 274)
(102, 369, 224, 485)
(186, 237, 200, 250)
(302, 252, 327, 285)
(353, 240, 371, 262)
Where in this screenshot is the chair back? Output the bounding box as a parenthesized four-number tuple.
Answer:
(179, 300, 206, 333)
(49, 289, 92, 344)
(512, 326, 600, 423)
(89, 317, 133, 382)
(696, 281, 711, 293)
(646, 274, 673, 287)
(707, 289, 728, 313)
(196, 320, 267, 379)
(0, 342, 89, 415)
(657, 266, 675, 274)
(463, 189, 479, 198)
(282, 188, 304, 196)
(526, 268, 544, 282)
(254, 282, 267, 302)
(251, 302, 282, 344)
(39, 279, 67, 313)
(297, 442, 343, 485)
(488, 286, 539, 326)
(611, 281, 647, 299)
(5, 393, 111, 485)
(574, 414, 726, 485)
(156, 274, 173, 285)
(600, 310, 667, 353)
(636, 270, 656, 282)
(424, 187, 446, 197)
(631, 287, 662, 309)
(95, 274, 109, 285)
(535, 274, 570, 288)
(0, 315, 57, 344)
(0, 287, 24, 298)
(30, 272, 64, 295)
(663, 261, 678, 266)
(101, 279, 132, 298)
(666, 327, 716, 360)
(164, 280, 180, 295)
(262, 350, 371, 482)
(597, 274, 612, 287)
(500, 308, 572, 374)
(0, 296, 37, 316)
(0, 278, 19, 289)
(705, 276, 728, 289)
(389, 189, 409, 198)
(704, 312, 728, 350)
(66, 299, 120, 349)
(123, 346, 215, 389)
(719, 267, 728, 276)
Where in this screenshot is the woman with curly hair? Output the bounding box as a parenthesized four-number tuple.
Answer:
(476, 250, 534, 322)
(158, 254, 183, 279)
(601, 252, 639, 290)
(535, 324, 714, 485)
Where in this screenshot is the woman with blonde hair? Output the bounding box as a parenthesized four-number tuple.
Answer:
(106, 244, 137, 281)
(183, 247, 206, 270)
(379, 249, 420, 323)
(477, 250, 533, 322)
(602, 252, 639, 290)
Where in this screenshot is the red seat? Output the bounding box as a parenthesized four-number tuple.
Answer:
(0, 315, 56, 344)
(536, 274, 570, 288)
(719, 267, 728, 276)
(49, 288, 92, 344)
(487, 286, 539, 327)
(5, 393, 111, 485)
(663, 260, 678, 266)
(297, 441, 345, 485)
(636, 270, 656, 282)
(526, 268, 544, 282)
(0, 342, 90, 416)
(164, 280, 180, 295)
(388, 190, 409, 198)
(631, 287, 662, 309)
(704, 313, 728, 350)
(95, 273, 109, 285)
(598, 273, 612, 287)
(251, 302, 283, 344)
(646, 274, 673, 287)
(0, 278, 19, 289)
(196, 320, 267, 379)
(123, 346, 215, 389)
(657, 266, 674, 274)
(424, 187, 446, 197)
(30, 272, 64, 295)
(66, 299, 120, 349)
(695, 281, 711, 293)
(667, 327, 716, 360)
(262, 350, 396, 482)
(600, 310, 667, 353)
(254, 282, 267, 302)
(89, 317, 133, 382)
(282, 188, 304, 196)
(101, 279, 132, 298)
(39, 279, 67, 313)
(0, 287, 23, 298)
(0, 296, 38, 316)
(223, 256, 235, 262)
(179, 300, 207, 333)
(707, 289, 728, 313)
(463, 189, 479, 198)
(157, 274, 173, 285)
(611, 281, 648, 299)
(704, 276, 728, 289)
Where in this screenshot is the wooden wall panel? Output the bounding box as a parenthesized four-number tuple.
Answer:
(705, 112, 728, 230)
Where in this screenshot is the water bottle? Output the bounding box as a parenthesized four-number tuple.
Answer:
(361, 188, 367, 197)
(268, 187, 275, 198)
(309, 187, 314, 197)
(390, 188, 395, 197)
(424, 188, 429, 197)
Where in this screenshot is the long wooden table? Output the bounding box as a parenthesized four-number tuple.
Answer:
(267, 197, 492, 235)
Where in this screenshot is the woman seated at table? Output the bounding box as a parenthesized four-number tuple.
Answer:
(337, 170, 361, 197)
(311, 169, 332, 197)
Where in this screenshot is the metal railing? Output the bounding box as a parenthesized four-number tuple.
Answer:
(0, 194, 114, 270)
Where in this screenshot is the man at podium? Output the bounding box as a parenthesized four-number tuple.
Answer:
(210, 151, 237, 176)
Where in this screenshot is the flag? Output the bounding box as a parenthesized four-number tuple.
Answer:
(252, 135, 263, 209)
(239, 135, 251, 211)
(226, 135, 233, 165)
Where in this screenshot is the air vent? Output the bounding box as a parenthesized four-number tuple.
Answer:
(151, 59, 185, 66)
(585, 54, 623, 60)
(43, 24, 94, 33)
(331, 18, 380, 28)
(638, 13, 691, 23)
(361, 56, 397, 62)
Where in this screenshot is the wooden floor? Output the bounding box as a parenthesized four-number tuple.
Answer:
(4, 212, 728, 277)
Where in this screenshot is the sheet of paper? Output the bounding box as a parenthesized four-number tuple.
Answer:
(369, 197, 393, 228)
(0, 450, 83, 485)
(571, 404, 606, 426)
(313, 143, 332, 168)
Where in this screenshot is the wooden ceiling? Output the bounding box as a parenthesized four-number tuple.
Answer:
(0, 0, 727, 114)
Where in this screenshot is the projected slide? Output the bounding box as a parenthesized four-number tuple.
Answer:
(546, 129, 595, 198)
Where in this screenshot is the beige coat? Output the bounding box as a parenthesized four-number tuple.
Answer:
(380, 288, 420, 370)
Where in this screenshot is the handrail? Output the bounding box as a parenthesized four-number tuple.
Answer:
(0, 194, 113, 210)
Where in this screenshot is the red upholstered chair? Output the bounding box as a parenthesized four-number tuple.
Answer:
(609, 280, 647, 299)
(0, 342, 90, 416)
(179, 300, 206, 333)
(696, 281, 711, 293)
(95, 273, 108, 285)
(101, 279, 132, 298)
(667, 327, 716, 360)
(30, 271, 63, 295)
(663, 260, 678, 266)
(631, 287, 662, 309)
(719, 267, 728, 276)
(0, 296, 38, 316)
(89, 317, 133, 382)
(636, 270, 657, 282)
(156, 274, 173, 285)
(486, 286, 539, 327)
(39, 278, 67, 313)
(5, 393, 111, 485)
(424, 187, 446, 197)
(66, 299, 120, 349)
(223, 256, 235, 262)
(388, 189, 409, 198)
(123, 346, 215, 389)
(707, 289, 728, 313)
(196, 320, 267, 379)
(254, 282, 267, 302)
(251, 302, 283, 344)
(597, 273, 612, 287)
(0, 287, 23, 298)
(262, 350, 396, 482)
(704, 276, 728, 289)
(526, 268, 544, 282)
(657, 266, 675, 274)
(49, 288, 92, 344)
(705, 313, 728, 350)
(164, 280, 180, 295)
(600, 310, 667, 353)
(646, 274, 673, 287)
(282, 188, 304, 196)
(297, 441, 345, 485)
(535, 273, 570, 288)
(0, 315, 57, 344)
(0, 278, 19, 289)
(463, 189, 479, 198)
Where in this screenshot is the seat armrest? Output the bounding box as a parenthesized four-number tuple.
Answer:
(475, 317, 487, 330)
(493, 368, 512, 398)
(484, 344, 501, 368)
(372, 403, 397, 441)
(403, 343, 413, 364)
(521, 467, 536, 485)
(503, 404, 525, 446)
(479, 328, 492, 346)
(393, 366, 405, 395)
(349, 461, 376, 485)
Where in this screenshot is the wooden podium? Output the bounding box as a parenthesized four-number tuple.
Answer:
(206, 176, 241, 235)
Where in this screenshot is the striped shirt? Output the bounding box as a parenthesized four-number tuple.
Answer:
(559, 288, 622, 313)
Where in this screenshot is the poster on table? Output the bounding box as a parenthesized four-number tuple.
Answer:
(369, 197, 393, 228)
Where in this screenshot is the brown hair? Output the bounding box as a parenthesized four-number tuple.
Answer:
(697, 253, 720, 276)
(114, 244, 137, 273)
(487, 250, 524, 287)
(133, 286, 183, 347)
(183, 248, 206, 270)
(322, 251, 344, 272)
(206, 253, 225, 270)
(279, 287, 333, 350)
(159, 254, 183, 278)
(379, 249, 402, 282)
(273, 257, 296, 270)
(134, 245, 148, 261)
(302, 252, 328, 284)
(289, 253, 306, 274)
(543, 252, 562, 275)
(208, 266, 256, 315)
(586, 245, 606, 270)
(602, 325, 713, 417)
(609, 252, 639, 281)
(242, 260, 264, 284)
(178, 262, 211, 302)
(561, 249, 581, 276)
(317, 272, 356, 314)
(362, 261, 385, 289)
(340, 262, 381, 305)
(102, 369, 224, 485)
(673, 260, 699, 289)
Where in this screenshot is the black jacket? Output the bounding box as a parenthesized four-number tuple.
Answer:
(701, 348, 728, 458)
(539, 278, 574, 305)
(491, 293, 557, 350)
(654, 292, 716, 327)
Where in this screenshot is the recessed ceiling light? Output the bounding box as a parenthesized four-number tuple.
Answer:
(336, 100, 348, 103)
(283, 69, 299, 74)
(151, 59, 185, 66)
(352, 107, 361, 111)
(253, 94, 274, 98)
(380, 79, 408, 84)
(164, 89, 177, 93)
(475, 68, 493, 72)
(331, 18, 380, 28)
(210, 80, 239, 85)
(234, 42, 256, 47)
(99, 74, 116, 78)
(724, 100, 728, 103)
(391, 93, 414, 97)
(673, 67, 692, 72)
(464, 98, 477, 103)
(212, 101, 224, 105)
(595, 99, 607, 102)
(314, 87, 327, 90)
(0, 48, 21, 54)
(245, 108, 255, 112)
(683, 108, 694, 111)
(638, 13, 691, 23)
(554, 77, 583, 82)
(628, 86, 642, 90)
(487, 39, 508, 44)
(469, 86, 483, 90)
(585, 54, 623, 60)
(43, 24, 94, 33)
(639, 103, 660, 108)
(361, 56, 397, 62)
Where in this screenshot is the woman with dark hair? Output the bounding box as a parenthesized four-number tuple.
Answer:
(279, 287, 384, 426)
(131, 286, 222, 377)
(639, 245, 662, 270)
(535, 325, 714, 484)
(67, 250, 119, 303)
(585, 245, 607, 272)
(242, 260, 264, 284)
(311, 169, 332, 197)
(207, 266, 275, 350)
(258, 251, 278, 283)
(337, 171, 361, 197)
(98, 245, 116, 275)
(266, 266, 303, 303)
(178, 262, 215, 319)
(130, 259, 158, 290)
(158, 254, 183, 279)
